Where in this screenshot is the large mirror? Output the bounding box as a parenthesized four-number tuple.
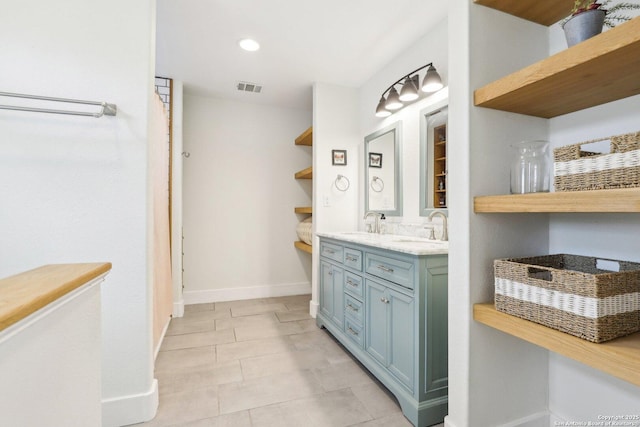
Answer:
(365, 121, 402, 216)
(419, 100, 448, 216)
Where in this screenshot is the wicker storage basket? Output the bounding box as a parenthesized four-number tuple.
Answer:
(554, 131, 640, 192)
(494, 254, 640, 343)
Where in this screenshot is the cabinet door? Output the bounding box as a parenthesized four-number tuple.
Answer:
(331, 267, 344, 329)
(388, 288, 415, 390)
(319, 260, 334, 320)
(320, 260, 344, 329)
(365, 279, 388, 366)
(424, 260, 449, 400)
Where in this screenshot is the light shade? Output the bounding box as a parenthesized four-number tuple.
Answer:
(375, 97, 392, 117)
(385, 87, 403, 110)
(399, 75, 420, 102)
(421, 65, 443, 93)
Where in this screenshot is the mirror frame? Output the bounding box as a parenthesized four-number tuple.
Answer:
(364, 121, 402, 216)
(419, 98, 449, 217)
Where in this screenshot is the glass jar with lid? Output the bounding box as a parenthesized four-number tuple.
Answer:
(510, 140, 550, 194)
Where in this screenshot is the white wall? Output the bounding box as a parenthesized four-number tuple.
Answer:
(547, 89, 640, 423)
(171, 81, 185, 318)
(447, 3, 552, 426)
(311, 83, 361, 315)
(358, 18, 449, 223)
(182, 95, 312, 303)
(0, 1, 157, 425)
(313, 84, 361, 234)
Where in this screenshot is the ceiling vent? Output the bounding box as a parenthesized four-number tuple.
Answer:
(236, 81, 262, 93)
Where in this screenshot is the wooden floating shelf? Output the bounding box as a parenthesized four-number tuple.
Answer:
(474, 303, 640, 387)
(294, 126, 313, 146)
(294, 206, 312, 214)
(294, 241, 312, 254)
(294, 166, 313, 180)
(474, 188, 640, 213)
(473, 0, 573, 26)
(474, 17, 640, 118)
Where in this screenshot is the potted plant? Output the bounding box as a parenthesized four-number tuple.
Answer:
(561, 0, 640, 47)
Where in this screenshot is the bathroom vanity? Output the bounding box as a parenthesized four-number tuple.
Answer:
(316, 232, 448, 427)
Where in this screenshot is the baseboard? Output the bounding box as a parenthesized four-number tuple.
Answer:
(503, 411, 549, 427)
(154, 319, 171, 361)
(444, 411, 548, 427)
(102, 379, 158, 427)
(444, 415, 457, 427)
(309, 299, 319, 318)
(173, 298, 184, 318)
(183, 281, 311, 305)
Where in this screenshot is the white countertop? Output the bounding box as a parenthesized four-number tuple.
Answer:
(317, 231, 448, 256)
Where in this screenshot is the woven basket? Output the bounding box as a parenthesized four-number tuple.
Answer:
(494, 254, 640, 343)
(553, 131, 640, 192)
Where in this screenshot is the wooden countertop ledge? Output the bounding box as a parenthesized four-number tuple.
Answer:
(0, 263, 112, 332)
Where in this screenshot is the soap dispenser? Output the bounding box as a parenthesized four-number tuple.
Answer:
(379, 213, 387, 234)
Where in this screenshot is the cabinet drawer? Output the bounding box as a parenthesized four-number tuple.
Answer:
(344, 271, 363, 298)
(344, 294, 364, 324)
(344, 317, 364, 348)
(344, 248, 363, 271)
(320, 241, 343, 263)
(365, 253, 415, 289)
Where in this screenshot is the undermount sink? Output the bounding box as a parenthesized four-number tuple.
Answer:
(391, 237, 447, 244)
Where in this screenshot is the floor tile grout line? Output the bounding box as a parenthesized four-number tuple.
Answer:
(149, 296, 421, 426)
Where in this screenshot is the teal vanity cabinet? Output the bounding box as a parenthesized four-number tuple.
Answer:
(365, 278, 415, 390)
(319, 241, 346, 329)
(319, 259, 344, 329)
(316, 235, 448, 427)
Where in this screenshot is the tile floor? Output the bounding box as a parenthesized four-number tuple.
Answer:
(139, 294, 444, 427)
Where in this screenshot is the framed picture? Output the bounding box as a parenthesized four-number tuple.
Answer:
(332, 149, 347, 166)
(369, 152, 382, 168)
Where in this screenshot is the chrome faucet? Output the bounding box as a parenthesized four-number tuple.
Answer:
(363, 211, 381, 233)
(427, 210, 448, 241)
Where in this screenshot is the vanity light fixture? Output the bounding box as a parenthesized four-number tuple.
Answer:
(375, 62, 443, 117)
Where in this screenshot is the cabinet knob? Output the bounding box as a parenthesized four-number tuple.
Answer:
(380, 297, 389, 304)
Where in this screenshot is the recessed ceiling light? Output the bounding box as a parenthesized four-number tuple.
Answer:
(238, 39, 260, 52)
